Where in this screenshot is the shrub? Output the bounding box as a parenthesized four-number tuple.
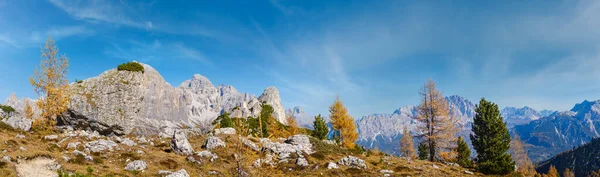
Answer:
(117, 62, 144, 73)
(0, 105, 15, 114)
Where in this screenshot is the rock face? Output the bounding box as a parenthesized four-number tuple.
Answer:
(1, 115, 32, 131)
(61, 62, 286, 135)
(171, 130, 194, 155)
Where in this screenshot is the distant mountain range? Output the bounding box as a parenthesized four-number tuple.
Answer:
(513, 100, 600, 162)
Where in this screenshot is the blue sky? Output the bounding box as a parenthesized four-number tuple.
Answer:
(1, 0, 600, 118)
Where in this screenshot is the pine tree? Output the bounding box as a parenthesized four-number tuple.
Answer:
(24, 101, 34, 120)
(470, 98, 515, 175)
(286, 115, 299, 136)
(399, 127, 417, 159)
(563, 168, 575, 177)
(30, 36, 70, 128)
(546, 165, 558, 177)
(413, 79, 458, 162)
(257, 102, 275, 138)
(418, 142, 429, 160)
(456, 136, 473, 167)
(312, 114, 328, 140)
(329, 96, 358, 148)
(511, 133, 535, 176)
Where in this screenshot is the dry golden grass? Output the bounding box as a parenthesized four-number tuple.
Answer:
(0, 125, 491, 177)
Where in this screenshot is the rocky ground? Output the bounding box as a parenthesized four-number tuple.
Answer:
(0, 124, 482, 177)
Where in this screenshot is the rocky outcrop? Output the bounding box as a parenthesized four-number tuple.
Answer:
(62, 62, 286, 136)
(171, 130, 194, 155)
(1, 114, 32, 131)
(85, 139, 118, 153)
(125, 160, 147, 171)
(285, 135, 313, 154)
(203, 137, 226, 149)
(338, 156, 367, 169)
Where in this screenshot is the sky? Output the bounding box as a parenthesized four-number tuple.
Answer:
(1, 0, 600, 119)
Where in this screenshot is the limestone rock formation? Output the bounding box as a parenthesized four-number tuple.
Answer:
(338, 156, 367, 169)
(171, 130, 194, 155)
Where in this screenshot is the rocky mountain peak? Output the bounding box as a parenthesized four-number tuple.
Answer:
(259, 86, 286, 124)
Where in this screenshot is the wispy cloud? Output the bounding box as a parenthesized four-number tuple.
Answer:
(49, 0, 152, 29)
(104, 39, 213, 66)
(0, 25, 93, 48)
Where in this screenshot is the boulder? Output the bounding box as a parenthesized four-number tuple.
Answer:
(296, 157, 309, 167)
(67, 142, 81, 149)
(119, 138, 137, 147)
(44, 135, 59, 141)
(171, 130, 194, 155)
(1, 115, 32, 131)
(286, 134, 313, 154)
(241, 138, 260, 151)
(125, 160, 147, 171)
(203, 136, 226, 150)
(166, 169, 190, 177)
(85, 139, 118, 153)
(214, 128, 236, 135)
(338, 156, 367, 169)
(2, 156, 10, 162)
(15, 134, 26, 139)
(326, 162, 339, 169)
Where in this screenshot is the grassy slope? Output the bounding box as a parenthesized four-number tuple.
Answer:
(0, 125, 485, 177)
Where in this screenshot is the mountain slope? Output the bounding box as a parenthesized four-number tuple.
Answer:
(536, 137, 600, 177)
(513, 100, 600, 162)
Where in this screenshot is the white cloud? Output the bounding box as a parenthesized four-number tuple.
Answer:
(104, 39, 212, 65)
(0, 25, 92, 49)
(49, 0, 152, 29)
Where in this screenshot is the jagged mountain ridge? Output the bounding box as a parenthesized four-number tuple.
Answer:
(513, 100, 600, 162)
(356, 96, 552, 155)
(5, 62, 287, 136)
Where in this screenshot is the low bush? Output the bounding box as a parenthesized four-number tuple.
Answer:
(0, 105, 15, 114)
(117, 62, 144, 73)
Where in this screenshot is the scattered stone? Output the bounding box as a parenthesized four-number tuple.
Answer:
(464, 170, 474, 175)
(327, 162, 339, 169)
(338, 156, 367, 169)
(171, 130, 194, 155)
(62, 156, 71, 162)
(66, 142, 81, 149)
(197, 150, 218, 162)
(286, 134, 313, 154)
(120, 138, 137, 146)
(44, 135, 59, 141)
(15, 134, 26, 139)
(203, 136, 226, 150)
(73, 150, 94, 161)
(47, 162, 61, 171)
(252, 159, 262, 168)
(322, 140, 337, 145)
(137, 136, 148, 144)
(432, 164, 440, 169)
(2, 156, 10, 162)
(136, 150, 144, 154)
(158, 170, 173, 175)
(19, 146, 27, 151)
(380, 169, 394, 174)
(241, 138, 260, 151)
(214, 127, 236, 135)
(85, 139, 118, 152)
(208, 170, 219, 175)
(186, 156, 201, 165)
(166, 169, 190, 177)
(296, 157, 309, 167)
(125, 160, 147, 171)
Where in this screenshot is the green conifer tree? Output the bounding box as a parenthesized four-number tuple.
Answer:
(418, 142, 429, 160)
(470, 98, 515, 175)
(456, 136, 473, 167)
(312, 114, 328, 140)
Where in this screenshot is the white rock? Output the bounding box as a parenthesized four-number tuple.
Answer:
(120, 138, 137, 146)
(1, 115, 32, 131)
(171, 130, 194, 155)
(2, 156, 10, 162)
(166, 169, 190, 177)
(214, 128, 236, 135)
(464, 170, 474, 175)
(85, 139, 118, 152)
(326, 162, 339, 169)
(73, 150, 93, 161)
(338, 156, 367, 169)
(380, 169, 394, 174)
(241, 138, 260, 151)
(286, 134, 313, 154)
(15, 134, 26, 139)
(432, 164, 440, 169)
(67, 142, 81, 149)
(19, 146, 27, 151)
(125, 160, 147, 171)
(203, 136, 226, 150)
(296, 157, 309, 167)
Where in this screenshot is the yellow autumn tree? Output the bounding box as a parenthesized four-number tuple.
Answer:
(511, 133, 536, 176)
(545, 165, 559, 177)
(286, 115, 299, 136)
(563, 168, 575, 177)
(30, 36, 70, 127)
(329, 96, 358, 148)
(24, 101, 34, 119)
(400, 127, 417, 159)
(413, 79, 458, 162)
